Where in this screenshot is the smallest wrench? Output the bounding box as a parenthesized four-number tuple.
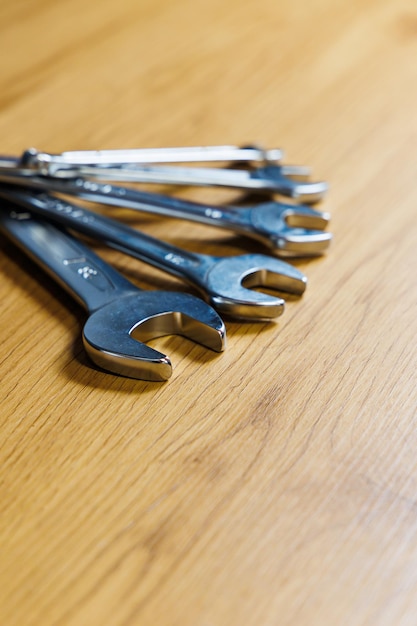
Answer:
(0, 207, 226, 381)
(18, 144, 284, 170)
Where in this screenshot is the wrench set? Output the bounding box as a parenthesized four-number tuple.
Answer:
(0, 144, 331, 381)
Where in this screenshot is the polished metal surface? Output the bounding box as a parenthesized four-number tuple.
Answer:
(61, 180, 332, 256)
(0, 188, 308, 320)
(0, 151, 327, 203)
(0, 207, 226, 381)
(0, 168, 331, 255)
(19, 145, 284, 168)
(33, 163, 327, 202)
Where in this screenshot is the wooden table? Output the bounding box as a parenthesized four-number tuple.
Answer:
(1, 1, 416, 624)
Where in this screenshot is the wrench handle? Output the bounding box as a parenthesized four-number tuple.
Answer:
(0, 187, 211, 289)
(0, 204, 139, 313)
(50, 179, 254, 233)
(0, 169, 254, 233)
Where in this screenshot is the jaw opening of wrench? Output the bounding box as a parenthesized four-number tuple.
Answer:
(129, 309, 226, 352)
(248, 202, 332, 256)
(203, 255, 307, 321)
(84, 301, 226, 382)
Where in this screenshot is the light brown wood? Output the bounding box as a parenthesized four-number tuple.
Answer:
(1, 1, 416, 624)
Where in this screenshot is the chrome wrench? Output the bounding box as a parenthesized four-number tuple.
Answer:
(0, 169, 331, 256)
(16, 149, 328, 203)
(56, 179, 332, 257)
(0, 206, 226, 381)
(0, 187, 307, 320)
(19, 144, 284, 169)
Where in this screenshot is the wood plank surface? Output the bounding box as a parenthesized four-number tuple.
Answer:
(1, 0, 416, 624)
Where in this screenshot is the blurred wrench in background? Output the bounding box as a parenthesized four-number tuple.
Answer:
(0, 167, 331, 257)
(14, 148, 328, 203)
(19, 144, 285, 168)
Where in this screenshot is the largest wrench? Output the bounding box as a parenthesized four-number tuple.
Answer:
(0, 207, 226, 381)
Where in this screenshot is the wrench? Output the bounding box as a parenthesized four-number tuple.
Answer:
(58, 163, 327, 203)
(18, 144, 285, 168)
(0, 207, 226, 381)
(0, 170, 331, 256)
(11, 151, 328, 203)
(58, 179, 331, 257)
(0, 187, 308, 320)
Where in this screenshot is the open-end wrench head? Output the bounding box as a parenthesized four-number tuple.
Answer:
(255, 165, 329, 203)
(83, 291, 226, 381)
(250, 202, 332, 256)
(204, 255, 307, 321)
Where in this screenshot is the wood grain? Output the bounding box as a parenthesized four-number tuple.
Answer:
(1, 0, 416, 624)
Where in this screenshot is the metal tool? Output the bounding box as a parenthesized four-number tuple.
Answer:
(0, 169, 331, 256)
(1, 150, 328, 203)
(79, 163, 326, 203)
(0, 206, 226, 381)
(59, 179, 331, 257)
(18, 144, 285, 168)
(0, 187, 308, 320)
